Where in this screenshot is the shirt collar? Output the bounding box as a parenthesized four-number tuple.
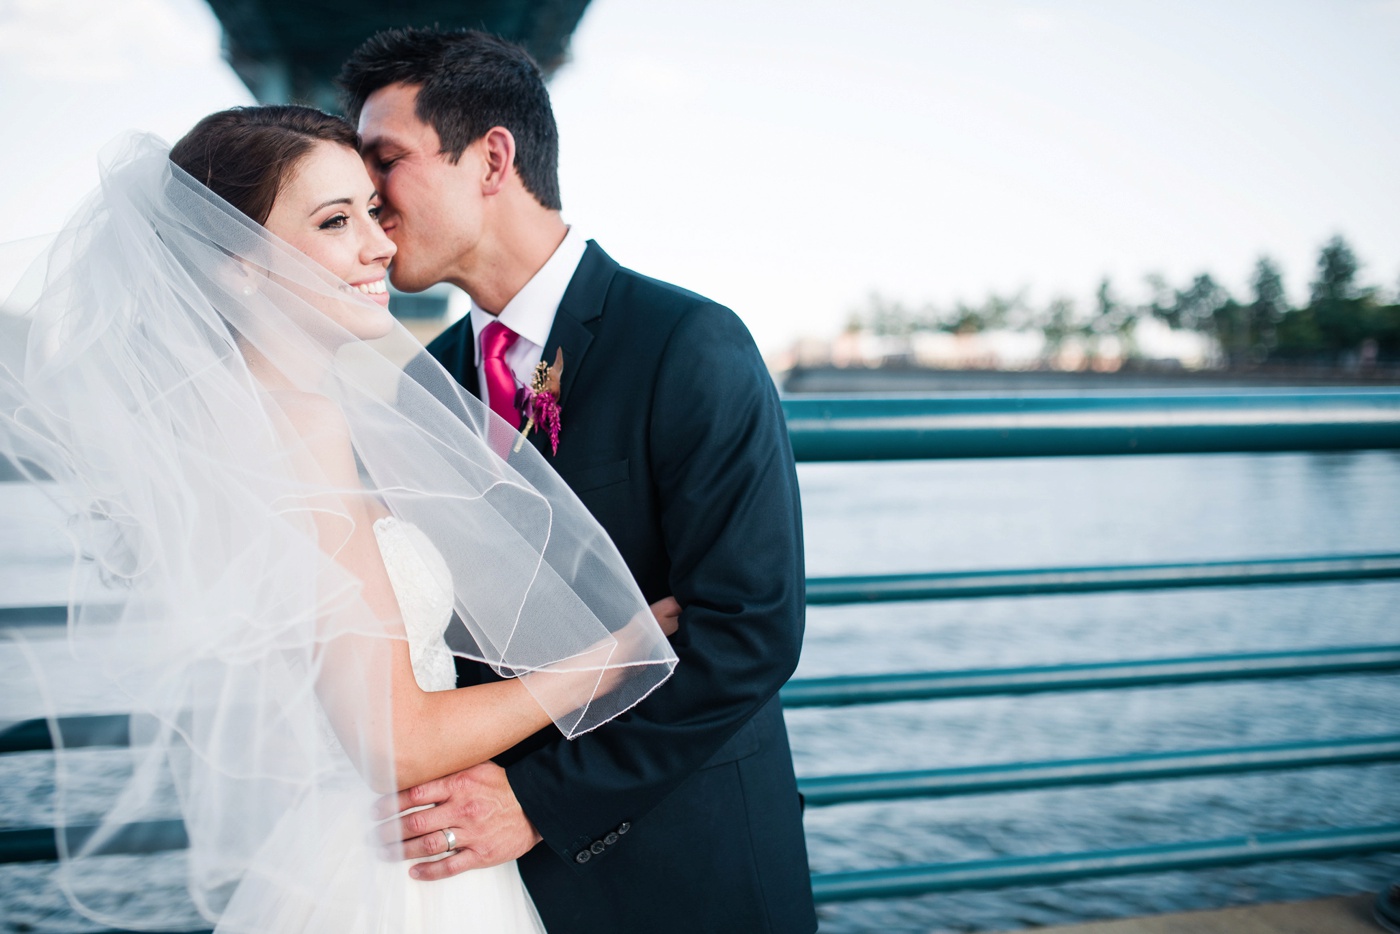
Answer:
(470, 226, 588, 365)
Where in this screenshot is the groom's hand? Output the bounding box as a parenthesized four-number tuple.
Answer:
(374, 761, 542, 880)
(650, 595, 681, 636)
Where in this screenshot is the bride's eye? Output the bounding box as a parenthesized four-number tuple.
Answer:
(368, 205, 383, 224)
(319, 214, 349, 230)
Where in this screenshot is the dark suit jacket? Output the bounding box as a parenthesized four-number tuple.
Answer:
(426, 241, 816, 934)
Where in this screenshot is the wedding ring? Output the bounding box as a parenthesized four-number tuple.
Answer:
(441, 828, 458, 852)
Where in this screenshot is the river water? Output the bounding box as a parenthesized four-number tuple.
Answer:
(3, 450, 1400, 932)
(794, 451, 1400, 932)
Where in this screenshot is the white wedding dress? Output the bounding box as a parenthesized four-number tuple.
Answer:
(215, 517, 546, 933)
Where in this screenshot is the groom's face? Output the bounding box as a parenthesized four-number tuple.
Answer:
(358, 83, 483, 293)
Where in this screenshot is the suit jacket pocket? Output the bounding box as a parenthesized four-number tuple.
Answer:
(562, 458, 630, 493)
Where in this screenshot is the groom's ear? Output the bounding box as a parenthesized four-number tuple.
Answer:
(478, 127, 517, 198)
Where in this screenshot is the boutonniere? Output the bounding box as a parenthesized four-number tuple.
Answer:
(514, 349, 564, 455)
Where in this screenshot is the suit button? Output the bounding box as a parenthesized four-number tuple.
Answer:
(604, 832, 619, 845)
(590, 840, 606, 855)
(617, 822, 631, 835)
(575, 850, 591, 864)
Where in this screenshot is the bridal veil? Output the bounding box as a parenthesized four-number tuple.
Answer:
(0, 134, 675, 929)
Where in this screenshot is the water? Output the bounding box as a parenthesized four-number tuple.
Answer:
(4, 452, 1400, 932)
(794, 452, 1400, 932)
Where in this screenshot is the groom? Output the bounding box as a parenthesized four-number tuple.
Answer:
(341, 29, 816, 934)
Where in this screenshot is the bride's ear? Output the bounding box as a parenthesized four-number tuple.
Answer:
(211, 256, 259, 298)
(479, 127, 516, 197)
(235, 263, 257, 297)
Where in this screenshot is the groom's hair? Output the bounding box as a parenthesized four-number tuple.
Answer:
(339, 28, 561, 211)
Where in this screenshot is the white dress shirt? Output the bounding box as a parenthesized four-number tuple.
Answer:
(469, 225, 588, 401)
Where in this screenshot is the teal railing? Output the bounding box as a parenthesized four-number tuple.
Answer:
(4, 390, 1400, 928)
(785, 390, 1400, 904)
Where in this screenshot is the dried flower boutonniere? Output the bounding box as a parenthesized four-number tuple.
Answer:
(514, 348, 564, 455)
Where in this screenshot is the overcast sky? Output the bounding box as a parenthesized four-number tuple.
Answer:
(3, 0, 1399, 353)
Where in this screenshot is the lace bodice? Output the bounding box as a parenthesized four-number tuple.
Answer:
(373, 516, 457, 693)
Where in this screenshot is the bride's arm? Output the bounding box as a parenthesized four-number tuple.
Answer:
(280, 394, 555, 792)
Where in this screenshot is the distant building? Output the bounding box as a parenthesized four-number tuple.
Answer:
(769, 319, 1216, 377)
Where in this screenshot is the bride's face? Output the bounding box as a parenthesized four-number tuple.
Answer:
(263, 141, 397, 339)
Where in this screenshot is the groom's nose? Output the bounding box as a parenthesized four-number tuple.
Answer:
(372, 199, 399, 235)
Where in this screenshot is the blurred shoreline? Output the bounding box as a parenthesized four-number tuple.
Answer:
(780, 363, 1400, 395)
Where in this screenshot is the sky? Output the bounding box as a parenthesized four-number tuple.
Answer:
(2, 0, 1399, 354)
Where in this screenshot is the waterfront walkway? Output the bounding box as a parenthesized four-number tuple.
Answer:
(1038, 893, 1381, 933)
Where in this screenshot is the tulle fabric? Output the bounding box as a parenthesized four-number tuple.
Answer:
(209, 517, 545, 934)
(0, 133, 675, 930)
(219, 787, 545, 933)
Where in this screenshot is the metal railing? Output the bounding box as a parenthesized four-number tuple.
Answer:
(4, 391, 1400, 929)
(783, 390, 1400, 461)
(783, 391, 1400, 903)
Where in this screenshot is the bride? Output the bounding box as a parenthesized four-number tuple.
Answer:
(0, 106, 677, 932)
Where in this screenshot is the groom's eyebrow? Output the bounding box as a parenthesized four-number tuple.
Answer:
(308, 197, 353, 216)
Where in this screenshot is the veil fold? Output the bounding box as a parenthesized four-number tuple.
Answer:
(0, 133, 675, 930)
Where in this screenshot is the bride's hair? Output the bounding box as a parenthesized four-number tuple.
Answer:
(169, 105, 360, 225)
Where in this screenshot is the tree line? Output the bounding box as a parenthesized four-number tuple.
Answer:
(849, 236, 1400, 369)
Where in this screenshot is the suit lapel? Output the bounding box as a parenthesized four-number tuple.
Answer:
(453, 317, 483, 402)
(538, 240, 619, 413)
(456, 241, 618, 458)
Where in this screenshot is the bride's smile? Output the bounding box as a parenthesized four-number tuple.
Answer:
(262, 139, 398, 336)
(348, 276, 390, 302)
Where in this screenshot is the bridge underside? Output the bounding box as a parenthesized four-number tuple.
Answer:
(204, 0, 591, 111)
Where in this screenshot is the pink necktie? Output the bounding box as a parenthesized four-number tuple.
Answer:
(480, 320, 522, 429)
